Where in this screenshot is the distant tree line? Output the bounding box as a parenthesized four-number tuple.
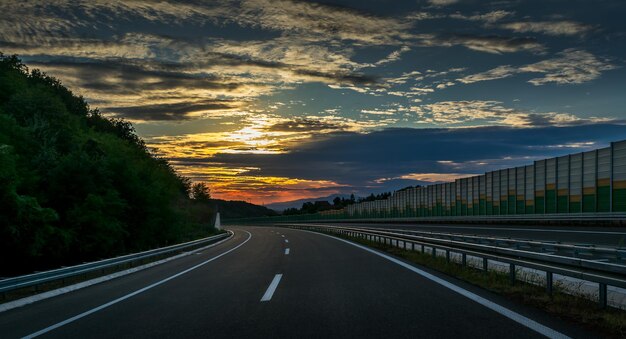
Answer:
(0, 54, 241, 276)
(357, 192, 392, 203)
(283, 192, 400, 215)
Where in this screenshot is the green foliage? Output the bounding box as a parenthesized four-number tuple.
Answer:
(210, 199, 278, 219)
(282, 194, 357, 215)
(358, 192, 391, 203)
(0, 53, 215, 275)
(191, 182, 211, 201)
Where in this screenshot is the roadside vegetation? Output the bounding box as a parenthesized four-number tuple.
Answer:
(283, 192, 400, 216)
(0, 54, 223, 277)
(336, 232, 626, 337)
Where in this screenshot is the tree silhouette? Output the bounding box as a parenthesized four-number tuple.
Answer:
(191, 182, 211, 201)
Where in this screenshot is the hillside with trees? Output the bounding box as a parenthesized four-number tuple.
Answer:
(0, 54, 260, 276)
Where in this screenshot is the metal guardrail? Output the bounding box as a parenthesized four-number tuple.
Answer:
(305, 224, 626, 266)
(282, 224, 626, 308)
(0, 232, 232, 294)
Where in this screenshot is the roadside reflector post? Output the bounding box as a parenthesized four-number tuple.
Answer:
(546, 272, 553, 295)
(509, 264, 516, 285)
(599, 283, 608, 309)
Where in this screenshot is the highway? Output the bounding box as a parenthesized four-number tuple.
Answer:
(306, 223, 626, 247)
(0, 227, 597, 338)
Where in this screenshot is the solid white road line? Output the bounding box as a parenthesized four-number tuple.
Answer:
(285, 239, 289, 243)
(306, 230, 570, 339)
(285, 248, 290, 255)
(260, 274, 283, 302)
(22, 231, 253, 339)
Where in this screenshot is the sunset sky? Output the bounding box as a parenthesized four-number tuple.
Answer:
(2, 0, 626, 205)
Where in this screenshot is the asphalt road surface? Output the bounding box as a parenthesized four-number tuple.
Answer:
(0, 227, 598, 338)
(299, 223, 626, 247)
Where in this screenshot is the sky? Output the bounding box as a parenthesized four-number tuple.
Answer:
(2, 0, 626, 205)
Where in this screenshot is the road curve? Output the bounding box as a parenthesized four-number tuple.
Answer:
(0, 227, 596, 338)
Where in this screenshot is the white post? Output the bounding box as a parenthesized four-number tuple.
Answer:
(214, 212, 221, 230)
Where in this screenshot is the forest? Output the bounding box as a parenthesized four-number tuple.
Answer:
(0, 54, 271, 276)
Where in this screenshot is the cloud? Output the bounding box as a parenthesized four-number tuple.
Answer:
(450, 10, 514, 23)
(428, 0, 459, 6)
(384, 70, 423, 85)
(361, 46, 411, 68)
(165, 124, 626, 197)
(520, 49, 617, 85)
(264, 118, 347, 132)
(501, 21, 594, 36)
(457, 65, 518, 84)
(458, 49, 617, 85)
(106, 100, 237, 121)
(376, 172, 475, 183)
(237, 0, 414, 45)
(360, 109, 397, 115)
(428, 35, 545, 54)
(410, 100, 612, 126)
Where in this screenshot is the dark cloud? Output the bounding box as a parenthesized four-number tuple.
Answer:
(266, 118, 346, 132)
(209, 51, 377, 85)
(169, 123, 626, 193)
(106, 100, 235, 121)
(28, 59, 240, 93)
(434, 34, 545, 54)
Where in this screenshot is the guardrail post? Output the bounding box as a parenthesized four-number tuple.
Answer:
(462, 253, 467, 266)
(421, 245, 425, 254)
(432, 247, 436, 258)
(599, 283, 608, 309)
(509, 264, 516, 285)
(546, 271, 553, 295)
(483, 258, 488, 272)
(411, 242, 415, 251)
(446, 250, 450, 263)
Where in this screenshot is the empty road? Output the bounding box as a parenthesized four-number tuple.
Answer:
(0, 227, 596, 338)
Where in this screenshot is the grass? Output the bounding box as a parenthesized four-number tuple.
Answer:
(331, 231, 626, 338)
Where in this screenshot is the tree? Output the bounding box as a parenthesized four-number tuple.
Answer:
(191, 182, 211, 201)
(0, 54, 225, 276)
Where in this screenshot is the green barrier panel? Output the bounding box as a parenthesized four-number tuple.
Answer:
(546, 190, 556, 213)
(557, 196, 569, 213)
(507, 195, 515, 214)
(500, 200, 508, 215)
(614, 188, 626, 212)
(535, 197, 545, 214)
(582, 194, 596, 212)
(597, 185, 611, 212)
